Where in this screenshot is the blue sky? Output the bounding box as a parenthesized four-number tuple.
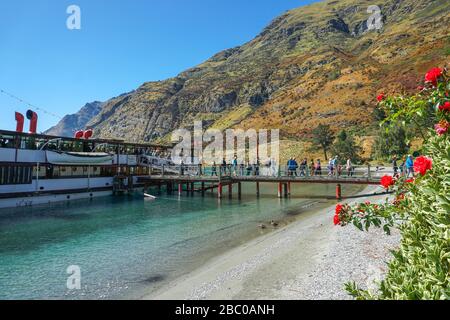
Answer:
(0, 0, 317, 132)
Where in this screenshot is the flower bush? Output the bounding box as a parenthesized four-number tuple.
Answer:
(337, 67, 449, 300)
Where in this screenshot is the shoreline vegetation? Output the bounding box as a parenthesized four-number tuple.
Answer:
(143, 185, 397, 300)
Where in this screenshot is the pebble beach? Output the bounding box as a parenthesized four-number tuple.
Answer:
(144, 186, 400, 300)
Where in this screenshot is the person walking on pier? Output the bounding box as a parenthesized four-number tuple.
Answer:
(254, 158, 260, 176)
(232, 156, 238, 177)
(315, 159, 322, 176)
(300, 158, 307, 177)
(346, 158, 353, 177)
(287, 158, 293, 176)
(392, 156, 399, 176)
(399, 157, 405, 176)
(221, 158, 227, 176)
(406, 155, 414, 177)
(211, 161, 217, 176)
(309, 159, 315, 176)
(290, 158, 298, 176)
(246, 161, 252, 176)
(328, 157, 334, 176)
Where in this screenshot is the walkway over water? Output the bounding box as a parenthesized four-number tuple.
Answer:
(137, 164, 390, 200)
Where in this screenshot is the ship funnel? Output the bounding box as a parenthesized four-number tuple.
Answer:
(15, 112, 24, 133)
(26, 110, 38, 134)
(74, 130, 84, 139)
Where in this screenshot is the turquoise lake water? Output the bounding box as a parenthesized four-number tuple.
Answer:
(0, 183, 363, 300)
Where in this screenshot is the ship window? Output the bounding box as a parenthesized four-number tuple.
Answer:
(0, 165, 32, 185)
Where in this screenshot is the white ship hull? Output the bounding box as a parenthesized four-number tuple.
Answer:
(0, 190, 113, 209)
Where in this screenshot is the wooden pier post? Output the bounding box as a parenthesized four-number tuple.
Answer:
(201, 182, 205, 197)
(178, 183, 182, 196)
(287, 182, 291, 196)
(218, 183, 223, 199)
(256, 182, 260, 198)
(191, 182, 195, 196)
(238, 182, 242, 200)
(336, 184, 342, 200)
(284, 183, 288, 198)
(228, 183, 233, 199)
(278, 182, 282, 198)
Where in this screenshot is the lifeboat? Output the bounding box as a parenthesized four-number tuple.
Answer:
(46, 151, 114, 165)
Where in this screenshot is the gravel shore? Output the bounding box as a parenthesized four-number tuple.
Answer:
(145, 187, 400, 300)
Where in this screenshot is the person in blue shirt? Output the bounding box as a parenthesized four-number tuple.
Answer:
(405, 155, 414, 177)
(287, 158, 293, 176)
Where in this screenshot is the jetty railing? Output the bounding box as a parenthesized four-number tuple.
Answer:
(154, 164, 398, 180)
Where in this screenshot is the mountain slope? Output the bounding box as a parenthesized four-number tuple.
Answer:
(45, 101, 103, 137)
(58, 0, 450, 145)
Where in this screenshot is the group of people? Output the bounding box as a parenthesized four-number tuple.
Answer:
(210, 157, 279, 177)
(392, 155, 416, 177)
(286, 156, 354, 177)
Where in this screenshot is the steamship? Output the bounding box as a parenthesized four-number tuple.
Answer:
(0, 110, 174, 209)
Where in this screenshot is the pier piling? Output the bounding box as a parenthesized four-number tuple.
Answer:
(336, 184, 342, 200)
(238, 182, 242, 200)
(228, 183, 233, 199)
(218, 183, 223, 199)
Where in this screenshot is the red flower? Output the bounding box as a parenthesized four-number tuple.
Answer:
(334, 204, 343, 225)
(435, 121, 450, 136)
(413, 156, 433, 176)
(333, 214, 340, 226)
(424, 67, 442, 86)
(377, 93, 385, 102)
(335, 204, 343, 216)
(380, 175, 395, 189)
(439, 102, 450, 112)
(405, 178, 415, 184)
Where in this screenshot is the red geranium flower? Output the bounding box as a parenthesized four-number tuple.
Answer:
(424, 67, 442, 86)
(380, 175, 395, 189)
(413, 156, 433, 176)
(405, 178, 415, 184)
(439, 102, 450, 112)
(377, 93, 385, 102)
(333, 214, 340, 226)
(334, 204, 343, 225)
(335, 204, 343, 216)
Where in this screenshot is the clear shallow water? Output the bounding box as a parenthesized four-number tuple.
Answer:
(0, 183, 363, 300)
